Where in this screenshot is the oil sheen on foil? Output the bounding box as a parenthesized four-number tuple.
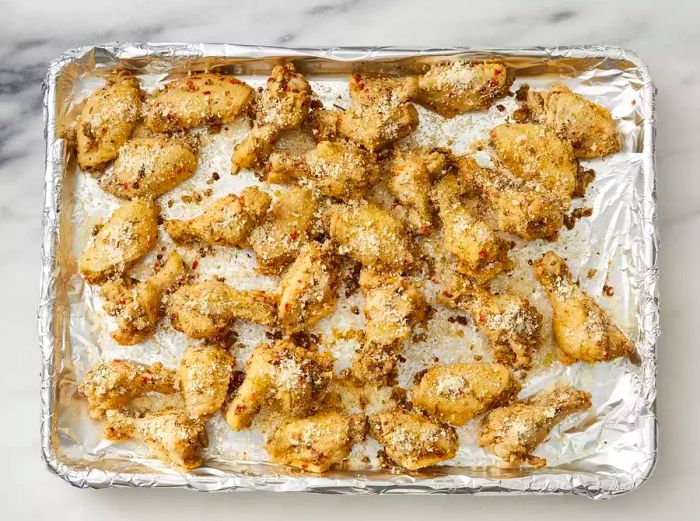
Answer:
(40, 44, 657, 497)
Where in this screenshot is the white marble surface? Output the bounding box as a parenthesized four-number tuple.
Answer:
(0, 0, 697, 519)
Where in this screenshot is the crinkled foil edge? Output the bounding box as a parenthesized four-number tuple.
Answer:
(39, 42, 658, 498)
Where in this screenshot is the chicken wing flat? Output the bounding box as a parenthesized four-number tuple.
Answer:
(105, 409, 208, 469)
(534, 251, 634, 363)
(100, 252, 185, 345)
(79, 360, 177, 419)
(225, 339, 334, 430)
(76, 71, 142, 171)
(369, 407, 458, 470)
(101, 136, 197, 199)
(249, 186, 318, 274)
(412, 363, 520, 426)
(479, 386, 592, 467)
(520, 85, 621, 159)
(178, 344, 234, 418)
(231, 64, 311, 173)
(164, 186, 271, 247)
(337, 74, 419, 151)
(278, 242, 339, 334)
(80, 198, 159, 284)
(266, 410, 367, 473)
(145, 73, 253, 133)
(416, 61, 512, 117)
(325, 201, 414, 272)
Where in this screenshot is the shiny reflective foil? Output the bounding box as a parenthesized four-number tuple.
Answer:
(40, 44, 657, 497)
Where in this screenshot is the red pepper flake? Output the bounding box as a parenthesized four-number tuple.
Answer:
(290, 230, 299, 241)
(212, 172, 220, 181)
(257, 86, 264, 93)
(202, 90, 211, 95)
(191, 259, 199, 269)
(494, 69, 502, 76)
(478, 249, 488, 258)
(478, 313, 486, 323)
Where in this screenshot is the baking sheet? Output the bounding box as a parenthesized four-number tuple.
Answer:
(39, 43, 658, 497)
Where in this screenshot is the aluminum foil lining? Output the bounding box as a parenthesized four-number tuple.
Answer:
(40, 43, 658, 498)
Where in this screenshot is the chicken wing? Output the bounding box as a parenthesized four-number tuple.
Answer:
(100, 252, 185, 345)
(369, 407, 458, 470)
(231, 64, 311, 173)
(168, 279, 277, 339)
(101, 136, 197, 199)
(79, 198, 159, 284)
(520, 85, 621, 159)
(105, 409, 208, 469)
(278, 242, 339, 334)
(225, 339, 334, 430)
(178, 344, 234, 418)
(249, 186, 319, 274)
(76, 71, 141, 171)
(265, 410, 366, 472)
(416, 60, 512, 117)
(479, 386, 592, 467)
(79, 360, 177, 419)
(411, 363, 520, 426)
(164, 186, 271, 247)
(325, 201, 414, 272)
(534, 251, 634, 363)
(145, 73, 253, 133)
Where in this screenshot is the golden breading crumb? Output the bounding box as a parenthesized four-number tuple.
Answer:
(178, 344, 234, 418)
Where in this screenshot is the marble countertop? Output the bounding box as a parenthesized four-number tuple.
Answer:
(1, 0, 697, 519)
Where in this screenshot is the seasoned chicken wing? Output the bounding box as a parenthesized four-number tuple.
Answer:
(105, 409, 208, 469)
(231, 64, 311, 173)
(325, 201, 414, 272)
(100, 252, 185, 345)
(278, 242, 339, 334)
(417, 61, 512, 117)
(369, 407, 458, 470)
(168, 279, 277, 339)
(79, 198, 159, 284)
(266, 410, 367, 472)
(479, 386, 592, 467)
(411, 363, 520, 426)
(145, 73, 253, 133)
(337, 74, 419, 151)
(249, 186, 318, 274)
(178, 344, 233, 418)
(79, 360, 177, 419)
(76, 71, 141, 171)
(101, 136, 197, 199)
(225, 339, 334, 430)
(520, 85, 621, 159)
(164, 186, 271, 247)
(534, 251, 634, 363)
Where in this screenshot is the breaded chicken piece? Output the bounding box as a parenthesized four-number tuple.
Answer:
(479, 386, 592, 467)
(337, 74, 419, 151)
(249, 186, 318, 274)
(105, 409, 208, 469)
(168, 279, 277, 339)
(101, 136, 197, 199)
(266, 410, 367, 473)
(231, 64, 311, 173)
(100, 252, 185, 345)
(369, 407, 458, 470)
(278, 242, 339, 334)
(145, 73, 253, 133)
(178, 344, 234, 418)
(225, 339, 334, 430)
(521, 85, 621, 159)
(79, 198, 159, 284)
(76, 71, 142, 171)
(325, 201, 414, 272)
(432, 173, 513, 283)
(164, 187, 271, 247)
(79, 360, 177, 419)
(306, 107, 341, 142)
(387, 148, 446, 234)
(411, 363, 520, 426)
(417, 60, 512, 117)
(534, 251, 634, 363)
(266, 140, 382, 201)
